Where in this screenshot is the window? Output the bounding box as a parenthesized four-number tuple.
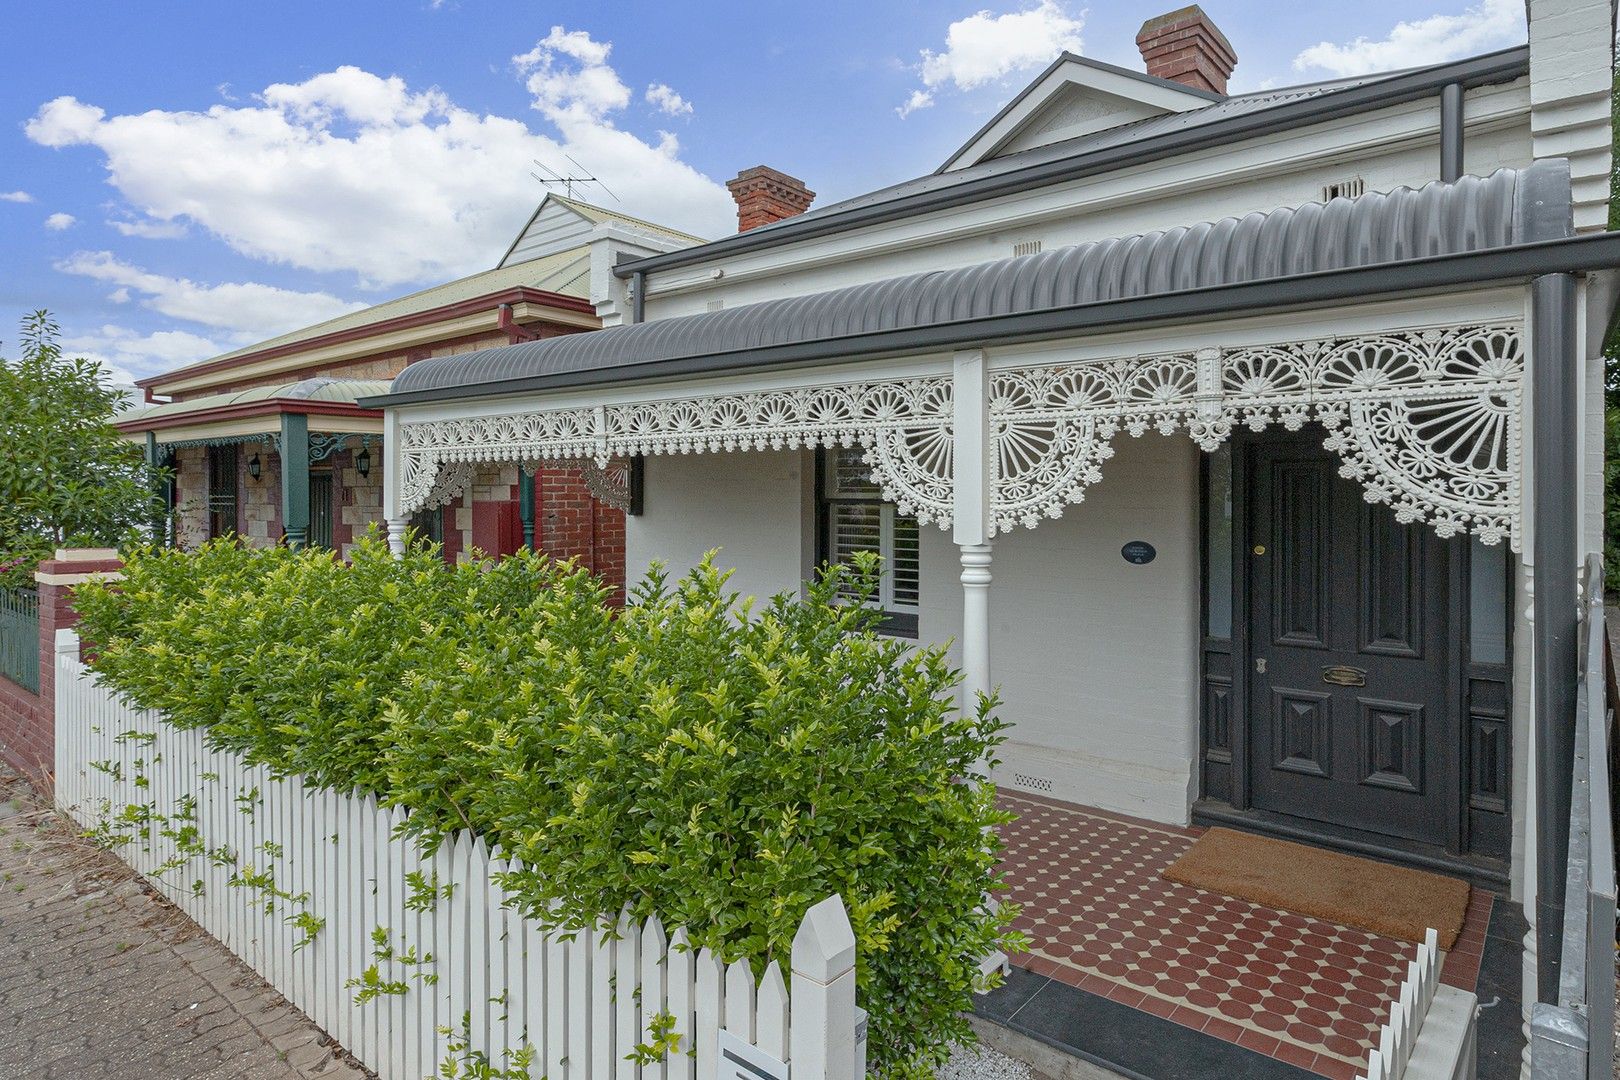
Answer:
(206, 445, 238, 540)
(817, 446, 920, 637)
(409, 505, 443, 546)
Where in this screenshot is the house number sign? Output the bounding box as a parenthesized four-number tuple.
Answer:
(1121, 541, 1157, 565)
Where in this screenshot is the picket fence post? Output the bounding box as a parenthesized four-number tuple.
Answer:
(790, 895, 859, 1080)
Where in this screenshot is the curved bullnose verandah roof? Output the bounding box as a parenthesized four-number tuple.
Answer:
(375, 164, 1545, 407)
(373, 161, 1617, 551)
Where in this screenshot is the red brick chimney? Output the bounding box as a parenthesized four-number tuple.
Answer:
(1136, 6, 1237, 96)
(725, 166, 815, 232)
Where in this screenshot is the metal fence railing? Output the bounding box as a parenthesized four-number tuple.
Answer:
(0, 587, 39, 694)
(1529, 553, 1617, 1080)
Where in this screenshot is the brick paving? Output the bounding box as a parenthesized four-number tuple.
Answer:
(0, 764, 371, 1080)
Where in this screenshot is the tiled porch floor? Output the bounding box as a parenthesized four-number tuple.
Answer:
(996, 791, 1491, 1080)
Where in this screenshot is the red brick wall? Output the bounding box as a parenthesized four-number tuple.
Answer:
(0, 554, 119, 795)
(533, 467, 627, 604)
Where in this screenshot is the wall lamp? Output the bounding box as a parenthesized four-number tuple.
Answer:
(247, 454, 262, 481)
(355, 446, 372, 478)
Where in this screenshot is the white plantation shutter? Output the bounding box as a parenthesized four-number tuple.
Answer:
(822, 447, 920, 622)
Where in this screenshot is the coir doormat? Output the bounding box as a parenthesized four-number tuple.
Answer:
(1162, 827, 1470, 949)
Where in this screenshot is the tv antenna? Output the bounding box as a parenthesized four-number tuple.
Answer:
(530, 155, 620, 203)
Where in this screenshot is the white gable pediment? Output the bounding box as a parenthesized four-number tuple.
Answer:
(498, 197, 598, 269)
(940, 53, 1220, 173)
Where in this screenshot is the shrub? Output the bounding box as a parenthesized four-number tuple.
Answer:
(73, 536, 1019, 1077)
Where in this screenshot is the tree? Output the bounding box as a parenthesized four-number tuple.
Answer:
(0, 311, 160, 587)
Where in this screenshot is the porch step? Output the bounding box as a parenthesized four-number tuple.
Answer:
(973, 968, 1315, 1080)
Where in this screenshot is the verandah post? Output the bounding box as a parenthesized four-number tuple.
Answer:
(382, 408, 408, 557)
(789, 895, 858, 1080)
(952, 348, 993, 705)
(280, 412, 310, 550)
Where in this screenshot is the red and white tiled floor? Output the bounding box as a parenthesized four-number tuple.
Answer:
(996, 791, 1492, 1080)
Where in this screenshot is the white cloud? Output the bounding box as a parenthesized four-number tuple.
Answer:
(60, 324, 226, 383)
(26, 41, 730, 289)
(645, 83, 693, 117)
(109, 217, 189, 239)
(0, 191, 33, 203)
(1293, 0, 1525, 76)
(43, 212, 75, 230)
(896, 89, 935, 119)
(901, 0, 1084, 116)
(57, 251, 364, 339)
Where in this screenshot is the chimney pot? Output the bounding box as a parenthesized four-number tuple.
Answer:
(1136, 5, 1236, 96)
(725, 166, 815, 233)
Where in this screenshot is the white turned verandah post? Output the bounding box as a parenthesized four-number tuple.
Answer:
(382, 407, 408, 556)
(952, 348, 993, 706)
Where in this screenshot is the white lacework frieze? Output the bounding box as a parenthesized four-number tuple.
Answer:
(989, 324, 1523, 547)
(393, 324, 1523, 549)
(396, 377, 957, 523)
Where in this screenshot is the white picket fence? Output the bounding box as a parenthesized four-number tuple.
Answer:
(53, 630, 865, 1080)
(1362, 929, 1478, 1080)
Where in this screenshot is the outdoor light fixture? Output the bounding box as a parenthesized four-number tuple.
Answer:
(355, 446, 371, 478)
(247, 454, 262, 481)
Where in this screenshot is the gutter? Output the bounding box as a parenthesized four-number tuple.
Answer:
(611, 47, 1530, 282)
(115, 398, 381, 436)
(364, 229, 1620, 410)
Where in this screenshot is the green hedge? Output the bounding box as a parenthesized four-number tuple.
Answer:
(73, 537, 1019, 1076)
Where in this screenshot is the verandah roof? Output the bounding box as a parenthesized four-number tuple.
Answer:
(368, 162, 1571, 410)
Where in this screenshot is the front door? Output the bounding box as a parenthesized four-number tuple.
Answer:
(1246, 435, 1453, 847)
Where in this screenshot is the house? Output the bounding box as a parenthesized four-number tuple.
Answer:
(116, 195, 700, 587)
(363, 3, 1617, 1076)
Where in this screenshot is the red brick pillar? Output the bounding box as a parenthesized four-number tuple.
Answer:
(13, 548, 124, 794)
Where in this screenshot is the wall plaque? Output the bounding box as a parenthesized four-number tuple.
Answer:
(1121, 540, 1157, 565)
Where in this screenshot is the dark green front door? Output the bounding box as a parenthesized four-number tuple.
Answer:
(1246, 435, 1454, 847)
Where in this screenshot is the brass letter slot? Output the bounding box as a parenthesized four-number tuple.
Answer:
(1321, 665, 1367, 687)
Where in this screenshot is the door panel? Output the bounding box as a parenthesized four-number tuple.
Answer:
(1247, 436, 1452, 846)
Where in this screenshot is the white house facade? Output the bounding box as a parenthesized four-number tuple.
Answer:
(363, 1, 1618, 1067)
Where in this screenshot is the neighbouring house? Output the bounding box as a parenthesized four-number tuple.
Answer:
(115, 194, 700, 590)
(364, 2, 1618, 1076)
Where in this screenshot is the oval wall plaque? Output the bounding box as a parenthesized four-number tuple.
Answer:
(1121, 540, 1157, 565)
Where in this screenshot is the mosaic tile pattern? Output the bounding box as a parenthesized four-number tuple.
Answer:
(996, 791, 1491, 1080)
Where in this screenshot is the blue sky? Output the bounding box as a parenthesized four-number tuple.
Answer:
(0, 0, 1527, 387)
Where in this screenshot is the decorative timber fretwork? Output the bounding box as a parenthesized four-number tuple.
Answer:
(392, 322, 1524, 549)
(395, 376, 957, 525)
(991, 324, 1523, 546)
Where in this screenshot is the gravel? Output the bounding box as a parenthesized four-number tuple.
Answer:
(938, 1043, 1035, 1080)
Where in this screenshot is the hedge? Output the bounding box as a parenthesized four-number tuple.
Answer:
(72, 536, 1020, 1077)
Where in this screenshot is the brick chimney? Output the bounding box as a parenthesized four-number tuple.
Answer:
(725, 166, 815, 232)
(1136, 6, 1237, 96)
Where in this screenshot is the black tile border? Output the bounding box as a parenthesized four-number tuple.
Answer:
(974, 968, 1318, 1080)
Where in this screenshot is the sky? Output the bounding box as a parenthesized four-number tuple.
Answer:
(0, 0, 1530, 388)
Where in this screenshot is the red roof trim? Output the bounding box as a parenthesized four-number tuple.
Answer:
(115, 398, 380, 435)
(137, 286, 595, 389)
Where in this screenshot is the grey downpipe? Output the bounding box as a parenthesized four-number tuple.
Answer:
(1531, 269, 1579, 1004)
(632, 269, 646, 325)
(1440, 82, 1464, 182)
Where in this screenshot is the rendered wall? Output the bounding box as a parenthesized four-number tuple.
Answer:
(921, 433, 1202, 825)
(625, 450, 811, 608)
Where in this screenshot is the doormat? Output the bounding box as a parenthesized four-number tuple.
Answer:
(1162, 827, 1470, 949)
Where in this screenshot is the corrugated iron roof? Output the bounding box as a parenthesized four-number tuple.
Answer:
(121, 378, 393, 425)
(381, 165, 1548, 405)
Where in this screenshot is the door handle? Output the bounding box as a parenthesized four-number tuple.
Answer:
(1255, 658, 1267, 674)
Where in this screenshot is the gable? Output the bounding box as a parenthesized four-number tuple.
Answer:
(498, 198, 597, 269)
(940, 53, 1220, 173)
